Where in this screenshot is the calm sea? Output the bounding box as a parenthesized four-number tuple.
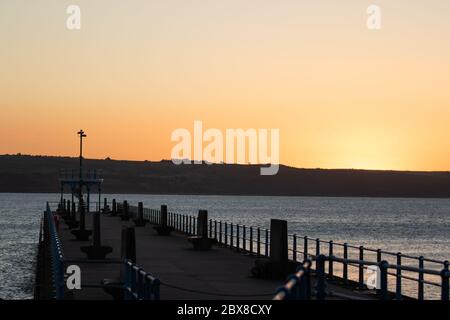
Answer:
(0, 193, 449, 299)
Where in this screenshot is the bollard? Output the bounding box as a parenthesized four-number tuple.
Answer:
(71, 202, 92, 241)
(441, 261, 449, 301)
(122, 226, 137, 263)
(316, 255, 327, 300)
(153, 205, 174, 235)
(187, 210, 217, 250)
(111, 199, 117, 216)
(134, 202, 148, 227)
(121, 201, 130, 221)
(81, 211, 113, 259)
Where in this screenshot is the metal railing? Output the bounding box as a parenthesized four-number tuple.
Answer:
(288, 234, 449, 300)
(123, 200, 449, 300)
(45, 202, 65, 299)
(273, 260, 312, 300)
(59, 168, 103, 181)
(124, 260, 160, 300)
(127, 204, 272, 257)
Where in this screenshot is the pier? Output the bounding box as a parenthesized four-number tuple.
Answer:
(34, 199, 450, 300)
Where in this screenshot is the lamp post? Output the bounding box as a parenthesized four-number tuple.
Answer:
(77, 130, 87, 211)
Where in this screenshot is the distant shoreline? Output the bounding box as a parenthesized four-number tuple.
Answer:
(1, 154, 450, 198)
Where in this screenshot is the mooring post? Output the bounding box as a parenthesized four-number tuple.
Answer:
(441, 261, 449, 301)
(103, 198, 108, 213)
(122, 201, 130, 221)
(197, 210, 208, 237)
(71, 200, 92, 241)
(112, 199, 117, 215)
(122, 226, 137, 263)
(187, 210, 217, 250)
(161, 205, 168, 227)
(134, 202, 148, 227)
(269, 219, 288, 263)
(153, 205, 173, 235)
(316, 254, 327, 300)
(93, 211, 101, 247)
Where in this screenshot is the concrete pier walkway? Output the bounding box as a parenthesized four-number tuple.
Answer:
(59, 212, 281, 300)
(58, 211, 379, 300)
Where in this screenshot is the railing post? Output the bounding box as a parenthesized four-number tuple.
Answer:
(236, 224, 240, 251)
(214, 220, 217, 240)
(303, 236, 308, 261)
(243, 225, 246, 252)
(224, 222, 228, 246)
(379, 260, 389, 300)
(230, 223, 233, 248)
(418, 256, 424, 300)
(257, 228, 261, 256)
(219, 221, 223, 244)
(209, 219, 213, 238)
(265, 229, 269, 257)
(441, 261, 449, 301)
(249, 226, 253, 254)
(343, 243, 348, 284)
(358, 246, 364, 288)
(315, 238, 320, 257)
(316, 255, 327, 300)
(328, 240, 333, 280)
(396, 252, 402, 300)
(293, 234, 297, 261)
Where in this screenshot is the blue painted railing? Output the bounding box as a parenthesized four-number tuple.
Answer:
(273, 260, 312, 300)
(45, 202, 65, 299)
(124, 260, 160, 300)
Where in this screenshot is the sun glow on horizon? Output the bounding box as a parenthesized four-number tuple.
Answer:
(1, 1, 450, 171)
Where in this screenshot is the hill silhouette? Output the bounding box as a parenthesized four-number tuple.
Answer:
(1, 154, 450, 197)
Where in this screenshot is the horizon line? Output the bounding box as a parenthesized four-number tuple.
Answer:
(2, 153, 450, 174)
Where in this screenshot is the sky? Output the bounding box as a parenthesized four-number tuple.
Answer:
(1, 0, 450, 171)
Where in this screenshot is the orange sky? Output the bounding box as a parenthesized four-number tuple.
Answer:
(1, 1, 450, 171)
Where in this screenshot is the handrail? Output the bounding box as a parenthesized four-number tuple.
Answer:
(45, 202, 65, 299)
(273, 260, 312, 300)
(123, 259, 160, 300)
(315, 255, 450, 301)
